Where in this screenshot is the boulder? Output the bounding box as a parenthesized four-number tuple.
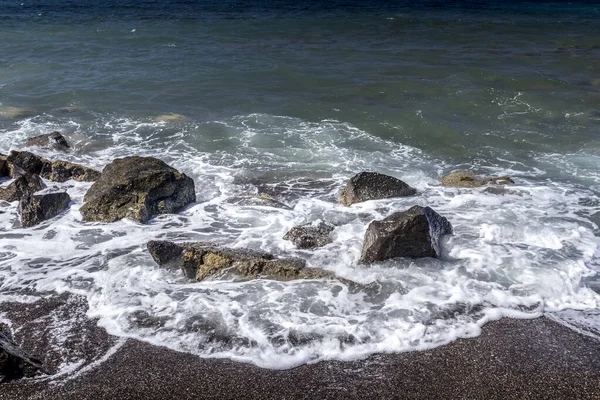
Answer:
(0, 331, 44, 382)
(283, 221, 335, 249)
(80, 156, 196, 223)
(225, 193, 292, 210)
(19, 192, 71, 227)
(339, 172, 416, 206)
(0, 170, 44, 202)
(6, 151, 100, 182)
(25, 131, 70, 151)
(360, 205, 452, 263)
(441, 171, 514, 188)
(147, 240, 334, 281)
(6, 150, 48, 176)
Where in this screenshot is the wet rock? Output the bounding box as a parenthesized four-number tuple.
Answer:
(80, 156, 196, 223)
(225, 193, 292, 210)
(0, 170, 44, 202)
(40, 160, 101, 183)
(360, 205, 453, 263)
(283, 221, 335, 249)
(6, 150, 49, 176)
(0, 331, 44, 382)
(339, 172, 417, 206)
(0, 154, 9, 178)
(19, 192, 71, 227)
(25, 131, 70, 151)
(147, 240, 334, 281)
(6, 151, 100, 182)
(441, 171, 514, 188)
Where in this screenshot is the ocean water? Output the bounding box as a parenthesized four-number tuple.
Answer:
(1, 0, 600, 370)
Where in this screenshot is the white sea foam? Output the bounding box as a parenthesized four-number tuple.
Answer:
(0, 113, 599, 369)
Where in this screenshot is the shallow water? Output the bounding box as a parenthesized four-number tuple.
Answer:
(1, 0, 600, 370)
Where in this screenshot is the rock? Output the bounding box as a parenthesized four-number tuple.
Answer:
(40, 160, 101, 183)
(80, 156, 196, 223)
(0, 331, 44, 382)
(6, 151, 100, 182)
(441, 171, 514, 188)
(0, 170, 44, 202)
(147, 240, 334, 281)
(19, 192, 71, 227)
(339, 172, 417, 206)
(360, 205, 453, 263)
(225, 193, 292, 210)
(6, 151, 48, 176)
(25, 131, 70, 151)
(283, 221, 335, 249)
(0, 154, 9, 178)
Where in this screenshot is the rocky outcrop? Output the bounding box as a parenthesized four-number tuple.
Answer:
(225, 193, 292, 210)
(19, 192, 71, 227)
(6, 151, 100, 182)
(441, 171, 514, 188)
(0, 331, 44, 382)
(147, 240, 334, 281)
(360, 205, 453, 263)
(339, 172, 416, 206)
(80, 157, 196, 223)
(283, 221, 335, 249)
(0, 170, 44, 202)
(25, 131, 70, 151)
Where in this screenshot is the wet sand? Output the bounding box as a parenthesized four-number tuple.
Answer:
(2, 307, 600, 400)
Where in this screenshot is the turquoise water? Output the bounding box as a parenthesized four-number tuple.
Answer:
(1, 1, 600, 369)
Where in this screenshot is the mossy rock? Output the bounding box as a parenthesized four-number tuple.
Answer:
(441, 171, 514, 188)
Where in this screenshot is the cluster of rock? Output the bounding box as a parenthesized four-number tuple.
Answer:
(0, 131, 516, 381)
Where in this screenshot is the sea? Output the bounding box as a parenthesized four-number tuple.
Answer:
(1, 0, 600, 371)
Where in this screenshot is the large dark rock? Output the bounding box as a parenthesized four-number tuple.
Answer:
(360, 205, 453, 263)
(147, 240, 334, 281)
(6, 151, 99, 183)
(80, 156, 196, 223)
(0, 170, 44, 202)
(0, 154, 9, 178)
(441, 171, 514, 188)
(339, 172, 417, 206)
(0, 331, 44, 382)
(283, 221, 335, 249)
(25, 131, 70, 151)
(19, 192, 71, 227)
(6, 150, 47, 176)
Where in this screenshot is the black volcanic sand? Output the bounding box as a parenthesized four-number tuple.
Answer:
(2, 293, 600, 400)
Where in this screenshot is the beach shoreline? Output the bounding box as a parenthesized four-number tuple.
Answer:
(2, 296, 600, 400)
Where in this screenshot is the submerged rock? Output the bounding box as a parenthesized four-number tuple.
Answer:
(6, 151, 100, 182)
(225, 193, 292, 210)
(0, 170, 44, 202)
(25, 131, 70, 151)
(80, 156, 196, 223)
(339, 172, 416, 206)
(283, 221, 335, 249)
(441, 171, 514, 188)
(147, 240, 334, 281)
(0, 331, 44, 382)
(360, 205, 453, 263)
(19, 192, 71, 227)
